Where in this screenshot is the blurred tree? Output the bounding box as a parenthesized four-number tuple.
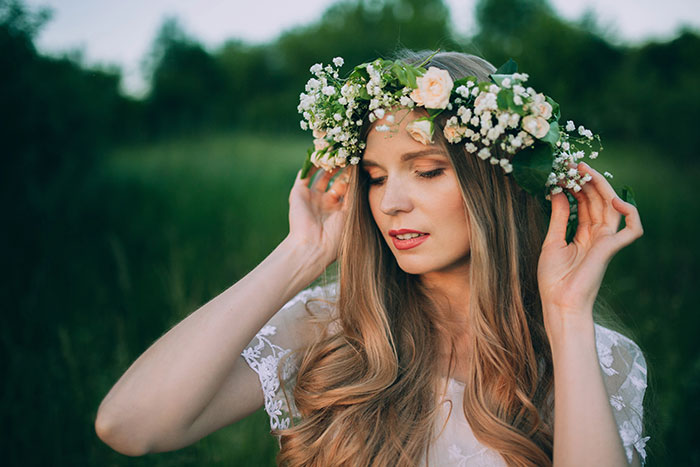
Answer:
(144, 17, 228, 135)
(0, 0, 144, 462)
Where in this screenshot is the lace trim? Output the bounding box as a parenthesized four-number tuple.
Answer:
(594, 325, 650, 464)
(241, 324, 293, 431)
(241, 284, 337, 432)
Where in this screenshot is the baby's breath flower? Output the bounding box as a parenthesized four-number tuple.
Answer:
(566, 120, 575, 132)
(604, 171, 613, 179)
(477, 147, 490, 160)
(590, 151, 599, 159)
(332, 56, 344, 67)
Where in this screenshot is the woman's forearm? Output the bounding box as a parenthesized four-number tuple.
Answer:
(547, 310, 629, 466)
(95, 235, 326, 453)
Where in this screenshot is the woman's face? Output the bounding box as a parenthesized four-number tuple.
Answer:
(362, 110, 471, 276)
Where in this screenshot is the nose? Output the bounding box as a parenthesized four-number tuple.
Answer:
(379, 175, 413, 215)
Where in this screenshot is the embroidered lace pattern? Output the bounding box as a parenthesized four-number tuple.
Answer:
(594, 324, 650, 464)
(241, 324, 295, 430)
(241, 285, 650, 465)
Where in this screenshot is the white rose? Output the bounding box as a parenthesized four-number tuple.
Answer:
(311, 150, 336, 171)
(443, 125, 467, 143)
(533, 101, 553, 119)
(522, 115, 550, 139)
(410, 67, 453, 109)
(406, 118, 434, 144)
(314, 138, 329, 151)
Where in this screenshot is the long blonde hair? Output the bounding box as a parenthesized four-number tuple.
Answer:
(277, 51, 555, 466)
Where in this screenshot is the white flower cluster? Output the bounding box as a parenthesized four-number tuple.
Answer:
(297, 56, 607, 198)
(545, 119, 599, 196)
(298, 58, 413, 171)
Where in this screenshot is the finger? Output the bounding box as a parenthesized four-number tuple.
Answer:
(305, 165, 323, 182)
(328, 170, 351, 197)
(570, 188, 591, 228)
(579, 162, 624, 230)
(311, 167, 338, 192)
(576, 163, 606, 225)
(543, 191, 570, 247)
(578, 162, 617, 201)
(610, 196, 644, 248)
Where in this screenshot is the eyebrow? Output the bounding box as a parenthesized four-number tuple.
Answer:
(361, 149, 448, 168)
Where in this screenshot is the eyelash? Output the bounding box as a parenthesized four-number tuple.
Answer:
(368, 168, 445, 186)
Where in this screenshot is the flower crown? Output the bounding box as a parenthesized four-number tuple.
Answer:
(298, 54, 607, 201)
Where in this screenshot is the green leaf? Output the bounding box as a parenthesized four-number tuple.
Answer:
(621, 185, 637, 207)
(300, 148, 313, 179)
(349, 64, 369, 81)
(452, 76, 477, 88)
(494, 59, 518, 75)
(511, 143, 553, 197)
(541, 121, 560, 146)
(546, 96, 560, 121)
(477, 81, 492, 93)
(617, 185, 637, 231)
(404, 65, 423, 88)
(490, 74, 514, 87)
(391, 63, 409, 88)
(496, 88, 512, 108)
(495, 88, 525, 115)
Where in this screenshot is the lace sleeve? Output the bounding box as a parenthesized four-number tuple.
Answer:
(594, 324, 651, 465)
(241, 282, 338, 432)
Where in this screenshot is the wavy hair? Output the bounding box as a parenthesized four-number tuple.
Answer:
(276, 50, 557, 466)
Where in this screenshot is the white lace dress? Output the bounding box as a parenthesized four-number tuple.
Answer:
(241, 283, 650, 466)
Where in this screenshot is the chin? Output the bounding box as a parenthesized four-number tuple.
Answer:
(394, 253, 471, 276)
(394, 257, 440, 276)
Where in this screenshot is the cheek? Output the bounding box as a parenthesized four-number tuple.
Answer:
(438, 184, 470, 240)
(367, 189, 384, 225)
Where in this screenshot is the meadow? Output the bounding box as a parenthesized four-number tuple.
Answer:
(12, 130, 697, 465)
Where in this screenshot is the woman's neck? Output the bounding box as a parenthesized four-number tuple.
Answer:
(419, 261, 473, 381)
(419, 261, 471, 328)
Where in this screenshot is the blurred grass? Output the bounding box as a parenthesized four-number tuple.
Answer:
(11, 131, 696, 465)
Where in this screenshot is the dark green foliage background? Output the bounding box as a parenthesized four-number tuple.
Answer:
(1, 0, 697, 465)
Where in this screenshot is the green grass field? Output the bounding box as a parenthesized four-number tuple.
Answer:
(11, 130, 697, 465)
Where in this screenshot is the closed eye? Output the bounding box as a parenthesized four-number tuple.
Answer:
(368, 168, 445, 186)
(418, 168, 445, 179)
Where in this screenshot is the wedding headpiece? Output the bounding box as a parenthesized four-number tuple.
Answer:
(297, 54, 608, 201)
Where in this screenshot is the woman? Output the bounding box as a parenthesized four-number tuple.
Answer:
(95, 51, 650, 466)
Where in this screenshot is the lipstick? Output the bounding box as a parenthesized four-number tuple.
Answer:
(389, 229, 430, 251)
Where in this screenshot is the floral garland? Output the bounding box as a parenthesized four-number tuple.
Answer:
(297, 55, 608, 203)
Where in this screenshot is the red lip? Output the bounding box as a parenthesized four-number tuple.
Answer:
(389, 229, 430, 250)
(389, 229, 427, 236)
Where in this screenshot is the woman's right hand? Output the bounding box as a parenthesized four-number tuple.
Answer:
(287, 166, 351, 268)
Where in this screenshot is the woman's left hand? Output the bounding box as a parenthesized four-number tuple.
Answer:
(537, 162, 643, 334)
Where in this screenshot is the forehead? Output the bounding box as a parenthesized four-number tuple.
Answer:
(362, 109, 446, 167)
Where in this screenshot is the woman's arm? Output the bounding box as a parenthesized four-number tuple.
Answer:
(95, 167, 349, 455)
(537, 162, 644, 466)
(547, 311, 639, 466)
